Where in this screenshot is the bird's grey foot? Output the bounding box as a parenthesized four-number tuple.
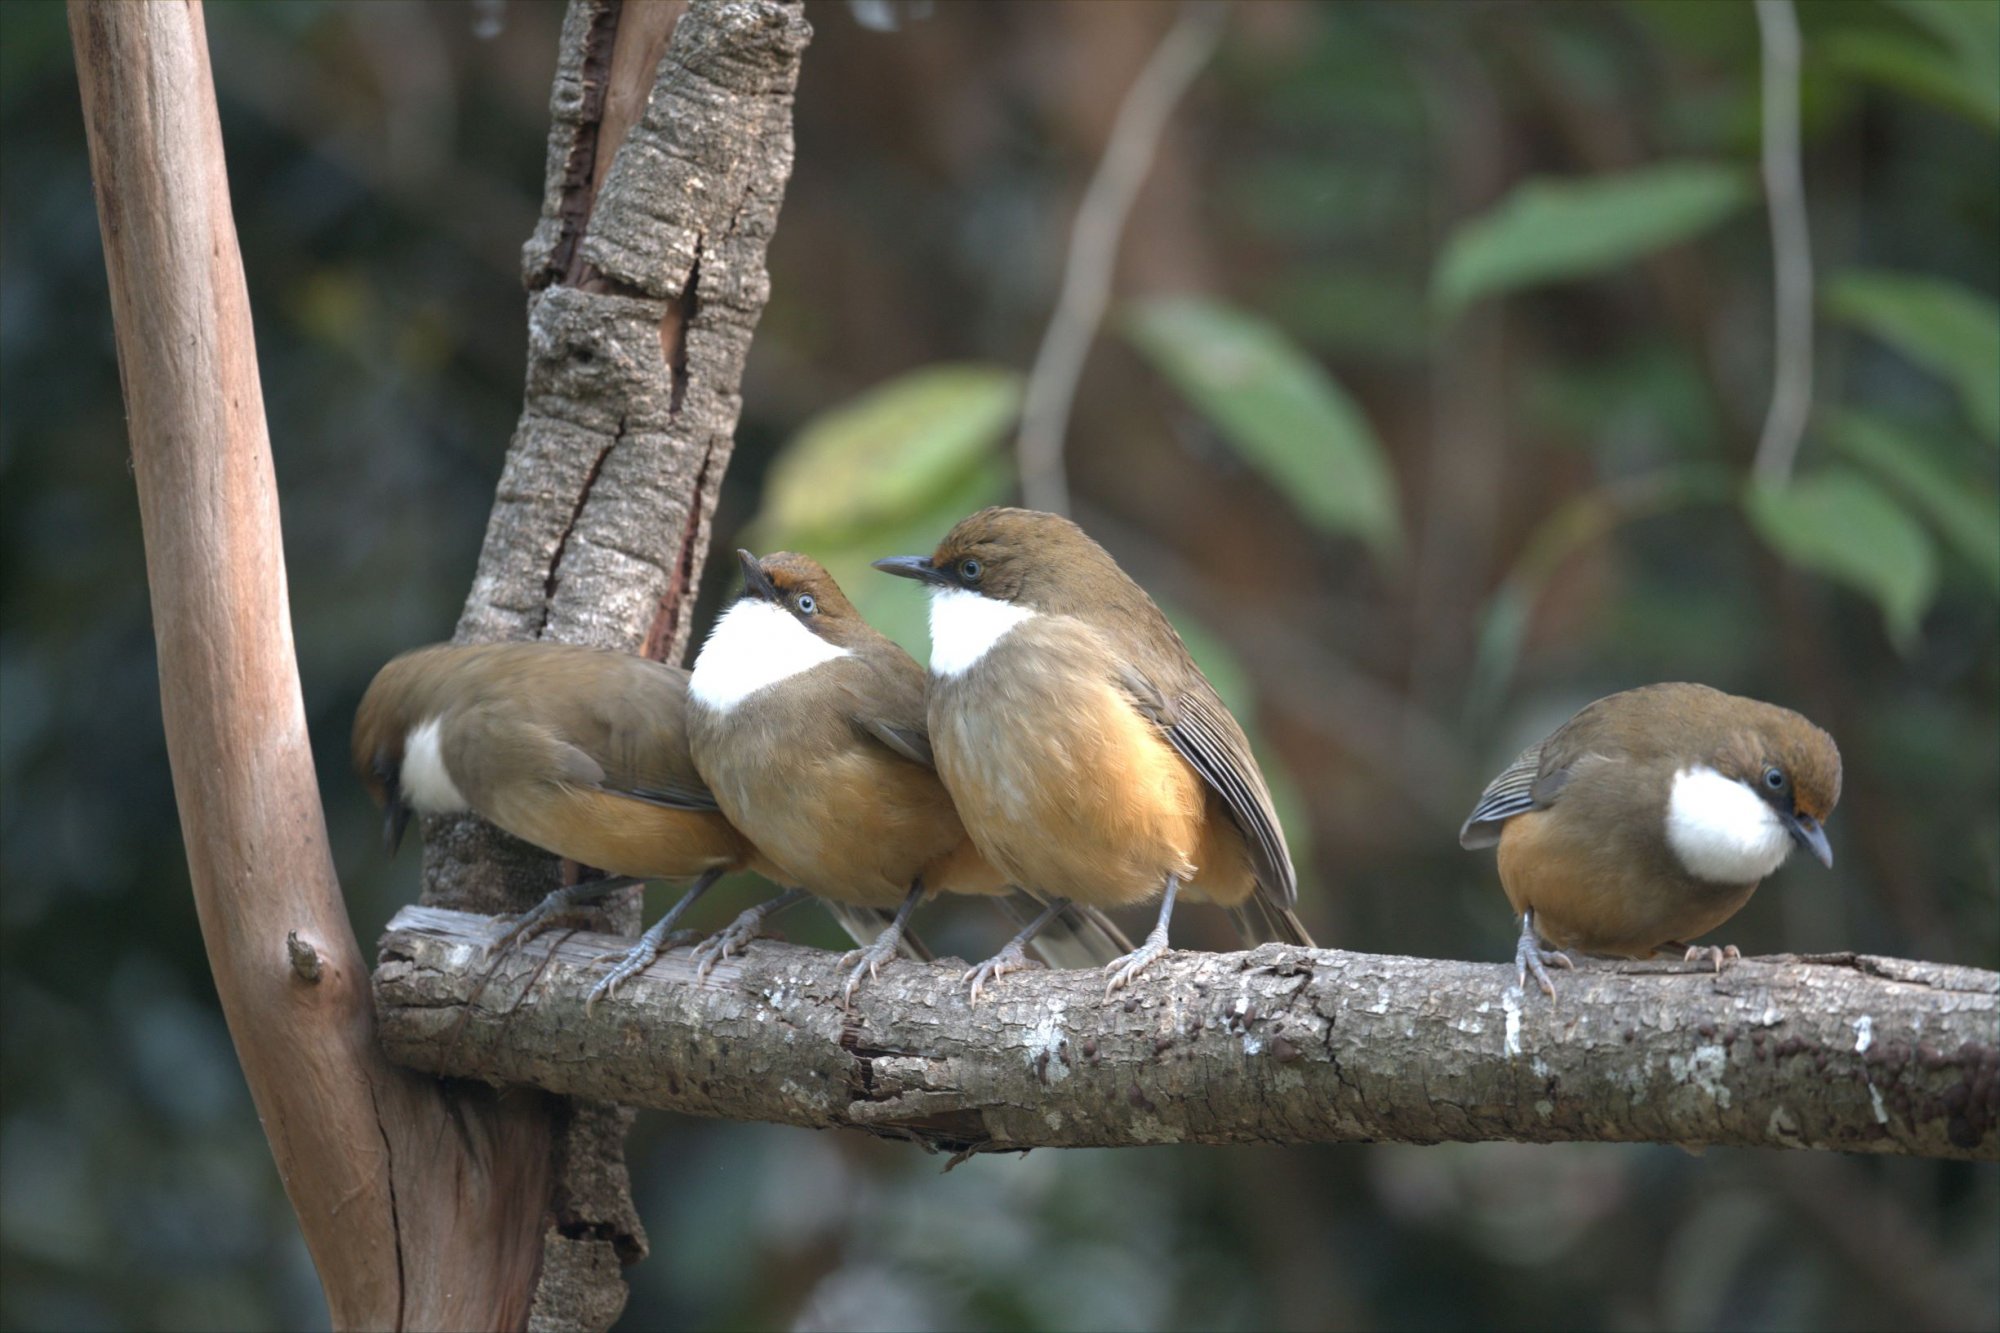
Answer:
(585, 928, 700, 1013)
(690, 911, 773, 979)
(1102, 934, 1171, 998)
(585, 867, 725, 1010)
(689, 888, 807, 980)
(962, 940, 1044, 1005)
(1514, 911, 1574, 998)
(963, 897, 1064, 1003)
(1104, 875, 1178, 999)
(491, 877, 638, 956)
(1680, 942, 1742, 974)
(837, 932, 904, 1007)
(837, 880, 924, 1007)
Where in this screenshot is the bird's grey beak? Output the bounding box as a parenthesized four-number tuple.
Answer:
(736, 548, 779, 602)
(872, 555, 950, 586)
(1785, 811, 1833, 868)
(383, 793, 412, 857)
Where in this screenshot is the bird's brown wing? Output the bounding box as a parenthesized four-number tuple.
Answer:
(1458, 707, 1616, 848)
(1458, 742, 1546, 848)
(846, 638, 937, 770)
(1119, 662, 1300, 912)
(554, 655, 723, 811)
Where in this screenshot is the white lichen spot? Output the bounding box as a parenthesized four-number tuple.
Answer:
(1669, 1042, 1732, 1108)
(1024, 1007, 1071, 1083)
(1535, 1099, 1554, 1120)
(1766, 1106, 1803, 1145)
(1852, 1014, 1874, 1054)
(1502, 988, 1524, 1058)
(1242, 1034, 1265, 1057)
(1869, 1084, 1889, 1124)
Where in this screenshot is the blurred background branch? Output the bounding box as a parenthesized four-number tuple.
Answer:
(1752, 0, 1815, 486)
(1016, 0, 1226, 515)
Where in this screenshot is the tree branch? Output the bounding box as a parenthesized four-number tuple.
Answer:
(377, 907, 1998, 1163)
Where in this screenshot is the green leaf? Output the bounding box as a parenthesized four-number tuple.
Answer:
(1824, 270, 2000, 443)
(1121, 297, 1401, 560)
(1821, 28, 2000, 130)
(1822, 410, 2000, 593)
(1433, 162, 1754, 315)
(1744, 469, 1939, 649)
(755, 364, 1023, 544)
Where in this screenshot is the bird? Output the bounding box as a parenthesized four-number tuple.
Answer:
(1458, 682, 1841, 996)
(668, 549, 1124, 1005)
(874, 507, 1313, 1000)
(351, 641, 780, 996)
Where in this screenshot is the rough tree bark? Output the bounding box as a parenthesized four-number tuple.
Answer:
(377, 908, 1999, 1164)
(415, 1, 812, 1327)
(72, 0, 809, 1328)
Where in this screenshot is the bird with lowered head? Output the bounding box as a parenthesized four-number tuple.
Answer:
(1460, 682, 1841, 996)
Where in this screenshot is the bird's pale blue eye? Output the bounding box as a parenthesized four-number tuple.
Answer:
(1763, 766, 1786, 790)
(959, 558, 982, 583)
(796, 593, 817, 614)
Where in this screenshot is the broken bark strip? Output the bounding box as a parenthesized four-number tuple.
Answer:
(376, 907, 1998, 1163)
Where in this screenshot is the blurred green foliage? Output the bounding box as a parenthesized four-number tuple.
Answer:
(1122, 295, 1401, 560)
(1745, 468, 1940, 649)
(1433, 162, 1755, 315)
(4, 1, 1997, 1331)
(1824, 269, 2000, 442)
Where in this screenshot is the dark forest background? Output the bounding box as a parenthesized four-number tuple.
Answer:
(2, 1, 1995, 1329)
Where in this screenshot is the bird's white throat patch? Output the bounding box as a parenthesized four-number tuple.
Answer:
(926, 586, 1037, 678)
(1665, 765, 1792, 884)
(402, 717, 470, 814)
(689, 598, 849, 714)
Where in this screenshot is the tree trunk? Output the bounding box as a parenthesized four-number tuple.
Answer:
(419, 0, 812, 1326)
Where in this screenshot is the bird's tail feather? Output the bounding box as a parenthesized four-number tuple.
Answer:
(1229, 897, 1316, 949)
(998, 892, 1133, 968)
(823, 903, 935, 963)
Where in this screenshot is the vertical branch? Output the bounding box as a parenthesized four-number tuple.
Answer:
(430, 1, 814, 1326)
(1751, 0, 1814, 486)
(64, 4, 550, 1328)
(1016, 1, 1226, 516)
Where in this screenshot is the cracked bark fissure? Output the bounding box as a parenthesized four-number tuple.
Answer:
(376, 908, 2000, 1164)
(415, 2, 810, 1328)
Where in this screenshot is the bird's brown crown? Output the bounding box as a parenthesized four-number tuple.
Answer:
(1713, 705, 1843, 824)
(351, 647, 443, 806)
(926, 507, 1146, 615)
(741, 549, 881, 650)
(1596, 682, 1842, 824)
